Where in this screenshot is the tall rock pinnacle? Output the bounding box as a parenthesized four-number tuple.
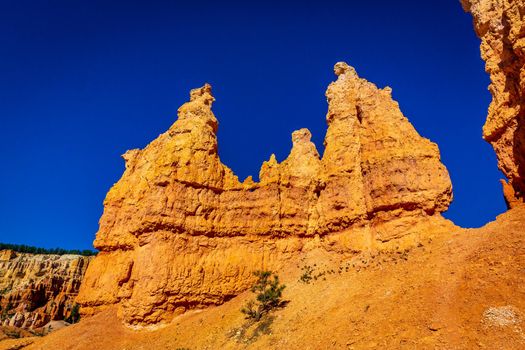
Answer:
(77, 63, 454, 326)
(462, 0, 525, 207)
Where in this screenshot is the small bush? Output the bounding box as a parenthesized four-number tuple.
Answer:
(5, 329, 21, 339)
(299, 265, 314, 284)
(240, 300, 258, 320)
(65, 303, 80, 324)
(241, 271, 285, 321)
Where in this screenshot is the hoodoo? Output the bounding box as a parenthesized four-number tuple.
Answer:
(77, 62, 454, 326)
(462, 0, 525, 207)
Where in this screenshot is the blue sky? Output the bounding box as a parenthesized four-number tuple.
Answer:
(0, 0, 504, 250)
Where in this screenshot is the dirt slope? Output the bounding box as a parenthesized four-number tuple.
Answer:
(15, 205, 525, 349)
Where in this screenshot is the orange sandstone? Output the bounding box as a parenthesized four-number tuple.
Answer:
(462, 0, 525, 205)
(0, 250, 91, 329)
(77, 63, 454, 326)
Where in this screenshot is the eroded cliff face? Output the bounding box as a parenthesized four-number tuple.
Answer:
(0, 250, 91, 329)
(77, 63, 454, 326)
(462, 0, 525, 207)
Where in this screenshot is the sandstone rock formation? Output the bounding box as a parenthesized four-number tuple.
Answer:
(0, 250, 91, 329)
(462, 0, 525, 206)
(77, 63, 454, 326)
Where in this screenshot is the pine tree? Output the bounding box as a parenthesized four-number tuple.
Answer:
(241, 271, 285, 321)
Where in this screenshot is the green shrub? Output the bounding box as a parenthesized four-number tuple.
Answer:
(65, 303, 80, 324)
(241, 271, 285, 321)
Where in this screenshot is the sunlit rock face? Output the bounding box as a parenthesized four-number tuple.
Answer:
(0, 250, 91, 329)
(462, 0, 525, 207)
(77, 63, 454, 326)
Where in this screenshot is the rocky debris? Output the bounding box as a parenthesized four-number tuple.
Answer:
(0, 250, 91, 329)
(483, 306, 521, 327)
(77, 63, 454, 326)
(462, 0, 525, 206)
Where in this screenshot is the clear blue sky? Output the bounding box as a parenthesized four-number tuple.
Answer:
(0, 1, 505, 250)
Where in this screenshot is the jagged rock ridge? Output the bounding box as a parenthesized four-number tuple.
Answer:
(462, 0, 525, 207)
(0, 250, 91, 329)
(77, 62, 454, 326)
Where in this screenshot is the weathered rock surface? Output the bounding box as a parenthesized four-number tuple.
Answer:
(462, 0, 525, 206)
(0, 250, 91, 329)
(77, 63, 454, 326)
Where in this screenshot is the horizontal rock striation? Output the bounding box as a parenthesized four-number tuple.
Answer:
(77, 63, 454, 326)
(0, 250, 91, 329)
(462, 0, 525, 207)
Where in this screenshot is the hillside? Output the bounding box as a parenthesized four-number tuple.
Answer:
(20, 206, 525, 349)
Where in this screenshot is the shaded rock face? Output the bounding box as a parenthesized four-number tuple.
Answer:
(462, 0, 525, 207)
(77, 63, 453, 326)
(0, 250, 91, 329)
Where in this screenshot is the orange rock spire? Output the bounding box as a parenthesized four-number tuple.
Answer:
(462, 0, 525, 206)
(77, 63, 454, 326)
